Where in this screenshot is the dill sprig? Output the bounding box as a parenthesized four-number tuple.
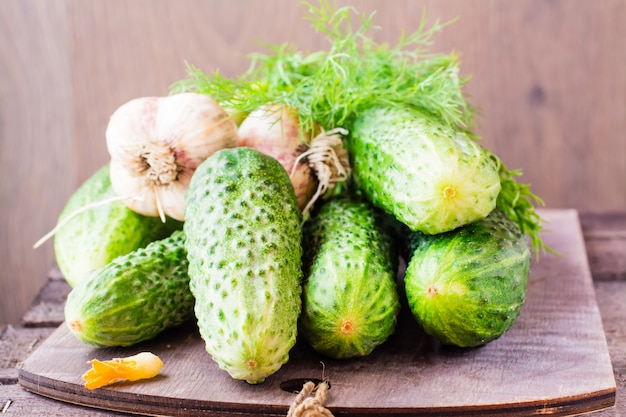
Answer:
(171, 0, 472, 134)
(171, 0, 554, 258)
(494, 159, 559, 258)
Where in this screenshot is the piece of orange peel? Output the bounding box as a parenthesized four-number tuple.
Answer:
(82, 351, 163, 390)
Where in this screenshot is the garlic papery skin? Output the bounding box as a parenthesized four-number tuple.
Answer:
(106, 93, 239, 221)
(237, 104, 318, 212)
(237, 104, 350, 216)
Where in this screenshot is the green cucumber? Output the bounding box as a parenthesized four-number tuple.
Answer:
(404, 209, 531, 347)
(54, 164, 181, 287)
(64, 230, 193, 347)
(347, 105, 501, 235)
(300, 194, 401, 359)
(184, 147, 303, 384)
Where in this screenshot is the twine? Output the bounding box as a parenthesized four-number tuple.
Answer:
(287, 381, 334, 417)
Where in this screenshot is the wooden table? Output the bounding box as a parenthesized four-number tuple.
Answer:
(1, 212, 624, 416)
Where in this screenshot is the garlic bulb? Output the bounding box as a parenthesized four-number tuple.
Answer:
(106, 93, 239, 221)
(237, 104, 318, 211)
(237, 104, 350, 215)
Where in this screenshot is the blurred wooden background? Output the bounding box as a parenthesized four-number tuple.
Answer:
(1, 0, 625, 326)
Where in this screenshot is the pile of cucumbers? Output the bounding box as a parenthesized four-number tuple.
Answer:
(59, 105, 531, 385)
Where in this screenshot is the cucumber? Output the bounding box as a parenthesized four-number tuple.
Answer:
(184, 147, 303, 384)
(404, 209, 531, 347)
(54, 164, 181, 287)
(300, 194, 401, 359)
(347, 105, 501, 235)
(64, 230, 193, 347)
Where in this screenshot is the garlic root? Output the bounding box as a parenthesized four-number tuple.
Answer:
(237, 104, 350, 215)
(293, 127, 351, 216)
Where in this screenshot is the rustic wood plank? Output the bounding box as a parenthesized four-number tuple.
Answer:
(16, 210, 617, 416)
(581, 213, 626, 281)
(20, 268, 71, 328)
(0, 325, 56, 384)
(0, 384, 132, 416)
(0, 0, 75, 327)
(594, 281, 626, 417)
(580, 212, 626, 234)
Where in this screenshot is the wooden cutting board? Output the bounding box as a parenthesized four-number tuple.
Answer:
(18, 209, 616, 416)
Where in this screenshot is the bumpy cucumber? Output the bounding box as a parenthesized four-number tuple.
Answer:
(404, 209, 531, 347)
(184, 147, 303, 384)
(347, 105, 501, 235)
(54, 164, 181, 287)
(64, 230, 193, 347)
(300, 194, 401, 359)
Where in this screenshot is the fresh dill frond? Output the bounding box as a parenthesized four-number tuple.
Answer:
(171, 0, 554, 258)
(170, 0, 472, 134)
(494, 158, 560, 258)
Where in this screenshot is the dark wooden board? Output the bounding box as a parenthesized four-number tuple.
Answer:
(17, 209, 616, 416)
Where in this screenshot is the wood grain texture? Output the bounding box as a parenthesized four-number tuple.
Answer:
(595, 281, 626, 416)
(16, 210, 617, 416)
(0, 0, 75, 326)
(1, 0, 625, 338)
(581, 212, 626, 281)
(19, 268, 69, 328)
(0, 384, 131, 416)
(0, 325, 55, 384)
